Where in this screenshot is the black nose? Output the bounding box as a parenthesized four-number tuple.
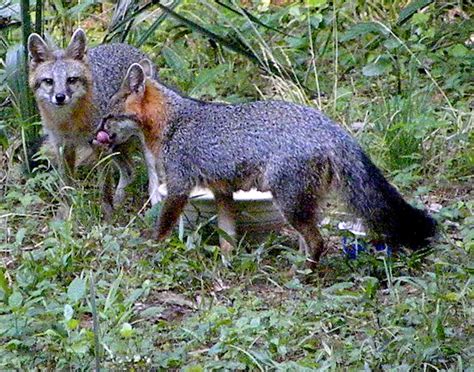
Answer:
(55, 93, 66, 103)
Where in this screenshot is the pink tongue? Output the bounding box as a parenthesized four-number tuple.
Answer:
(96, 130, 111, 144)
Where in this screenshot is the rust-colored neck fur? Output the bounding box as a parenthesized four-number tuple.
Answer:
(125, 80, 169, 152)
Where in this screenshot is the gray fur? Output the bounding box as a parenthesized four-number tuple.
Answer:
(28, 31, 154, 210)
(162, 96, 436, 249)
(88, 43, 151, 117)
(102, 71, 437, 261)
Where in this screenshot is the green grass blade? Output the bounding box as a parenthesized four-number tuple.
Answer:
(215, 0, 294, 37)
(34, 0, 43, 35)
(397, 0, 434, 25)
(136, 0, 181, 47)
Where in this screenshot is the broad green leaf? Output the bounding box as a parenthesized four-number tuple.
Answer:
(397, 0, 434, 25)
(66, 319, 79, 330)
(140, 306, 164, 319)
(384, 38, 401, 50)
(120, 322, 133, 338)
(70, 341, 89, 354)
(183, 365, 204, 372)
(340, 22, 389, 42)
(64, 304, 74, 321)
(310, 13, 323, 28)
(411, 12, 429, 25)
(305, 0, 327, 8)
(8, 291, 23, 308)
(0, 268, 10, 297)
(449, 44, 469, 58)
(15, 228, 26, 246)
(190, 65, 227, 97)
(289, 6, 301, 17)
(67, 277, 86, 303)
(362, 56, 392, 77)
(162, 46, 188, 72)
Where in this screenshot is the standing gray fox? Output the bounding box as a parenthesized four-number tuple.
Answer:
(27, 29, 156, 207)
(96, 62, 437, 266)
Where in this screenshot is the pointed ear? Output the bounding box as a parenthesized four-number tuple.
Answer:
(138, 58, 154, 78)
(124, 63, 146, 94)
(28, 33, 53, 64)
(65, 28, 87, 60)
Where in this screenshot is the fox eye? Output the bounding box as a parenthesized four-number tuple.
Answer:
(67, 77, 79, 84)
(42, 78, 53, 86)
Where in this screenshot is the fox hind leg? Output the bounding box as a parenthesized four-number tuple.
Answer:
(213, 191, 237, 258)
(268, 163, 329, 269)
(274, 193, 325, 268)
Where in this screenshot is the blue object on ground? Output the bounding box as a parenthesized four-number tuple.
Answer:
(342, 237, 392, 259)
(342, 237, 367, 259)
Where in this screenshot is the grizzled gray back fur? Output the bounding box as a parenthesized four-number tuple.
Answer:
(157, 95, 436, 249)
(88, 43, 152, 119)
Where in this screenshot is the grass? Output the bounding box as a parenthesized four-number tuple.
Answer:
(1, 1, 473, 369)
(0, 145, 472, 369)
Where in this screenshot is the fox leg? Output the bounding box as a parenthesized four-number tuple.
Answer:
(268, 162, 328, 268)
(213, 191, 237, 256)
(153, 194, 189, 241)
(54, 143, 75, 184)
(100, 167, 114, 220)
(273, 193, 325, 268)
(63, 144, 76, 178)
(111, 144, 134, 206)
(143, 146, 163, 205)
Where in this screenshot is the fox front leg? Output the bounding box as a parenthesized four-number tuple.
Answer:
(143, 147, 163, 205)
(56, 143, 76, 184)
(153, 194, 189, 241)
(100, 166, 115, 220)
(111, 144, 134, 206)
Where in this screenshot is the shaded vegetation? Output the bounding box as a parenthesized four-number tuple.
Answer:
(0, 0, 473, 369)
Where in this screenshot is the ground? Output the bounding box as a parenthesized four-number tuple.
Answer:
(0, 152, 472, 370)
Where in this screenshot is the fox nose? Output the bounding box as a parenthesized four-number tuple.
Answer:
(55, 93, 66, 104)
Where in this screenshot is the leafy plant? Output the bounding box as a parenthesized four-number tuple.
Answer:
(0, 0, 472, 369)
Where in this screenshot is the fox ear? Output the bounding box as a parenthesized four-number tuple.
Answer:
(138, 58, 155, 78)
(138, 58, 154, 78)
(65, 28, 87, 60)
(28, 33, 53, 64)
(125, 63, 146, 94)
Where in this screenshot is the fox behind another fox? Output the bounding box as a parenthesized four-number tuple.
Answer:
(28, 29, 155, 207)
(97, 62, 437, 266)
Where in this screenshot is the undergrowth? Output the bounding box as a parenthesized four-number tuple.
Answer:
(1, 0, 473, 369)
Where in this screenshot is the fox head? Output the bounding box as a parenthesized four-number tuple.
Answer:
(28, 29, 92, 110)
(94, 59, 167, 148)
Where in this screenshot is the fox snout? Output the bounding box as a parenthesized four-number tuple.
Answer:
(90, 119, 115, 147)
(52, 93, 68, 106)
(90, 130, 114, 147)
(31, 66, 89, 108)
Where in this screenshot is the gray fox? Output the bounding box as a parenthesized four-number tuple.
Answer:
(27, 29, 157, 206)
(95, 62, 437, 266)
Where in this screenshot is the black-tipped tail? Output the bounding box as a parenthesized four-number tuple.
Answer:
(340, 150, 437, 249)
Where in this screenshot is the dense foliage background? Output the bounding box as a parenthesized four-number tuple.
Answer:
(0, 0, 472, 369)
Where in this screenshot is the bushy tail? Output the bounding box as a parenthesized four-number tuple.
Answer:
(338, 148, 437, 249)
